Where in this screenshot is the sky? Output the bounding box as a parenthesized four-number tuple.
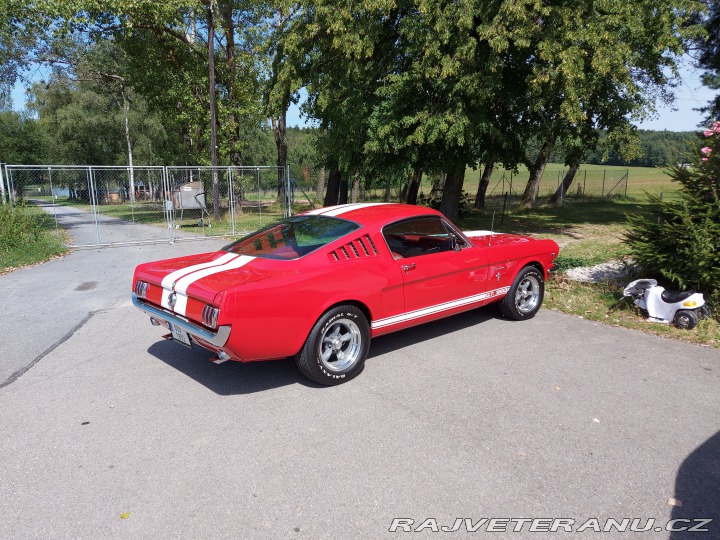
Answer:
(11, 59, 717, 132)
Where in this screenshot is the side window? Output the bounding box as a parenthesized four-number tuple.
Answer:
(383, 217, 464, 259)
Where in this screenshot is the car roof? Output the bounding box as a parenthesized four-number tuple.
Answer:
(302, 203, 441, 228)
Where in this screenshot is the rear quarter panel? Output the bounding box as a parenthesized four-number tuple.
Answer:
(220, 242, 404, 361)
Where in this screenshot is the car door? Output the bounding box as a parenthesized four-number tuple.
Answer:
(382, 217, 490, 319)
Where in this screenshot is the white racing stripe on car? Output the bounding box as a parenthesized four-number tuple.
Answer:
(170, 255, 256, 316)
(371, 286, 511, 330)
(322, 203, 392, 216)
(304, 203, 392, 216)
(160, 252, 238, 290)
(304, 204, 352, 216)
(462, 230, 497, 237)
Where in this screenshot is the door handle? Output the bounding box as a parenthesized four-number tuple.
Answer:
(401, 263, 416, 272)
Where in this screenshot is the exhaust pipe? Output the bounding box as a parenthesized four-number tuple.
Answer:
(211, 350, 231, 364)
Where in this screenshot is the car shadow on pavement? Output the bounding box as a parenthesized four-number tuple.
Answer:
(147, 305, 504, 395)
(368, 305, 499, 359)
(147, 341, 318, 395)
(670, 431, 720, 539)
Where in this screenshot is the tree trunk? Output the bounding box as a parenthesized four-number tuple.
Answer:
(405, 166, 424, 205)
(316, 167, 326, 202)
(439, 163, 466, 222)
(351, 171, 360, 203)
(324, 167, 341, 206)
(383, 176, 391, 202)
(338, 174, 349, 204)
(474, 161, 494, 210)
(121, 87, 135, 204)
(430, 173, 446, 200)
(206, 3, 220, 220)
(550, 162, 580, 204)
(272, 111, 288, 204)
(220, 1, 242, 167)
(520, 135, 557, 210)
(359, 175, 366, 201)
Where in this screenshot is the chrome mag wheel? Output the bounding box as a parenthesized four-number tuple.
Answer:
(319, 318, 363, 372)
(515, 274, 541, 314)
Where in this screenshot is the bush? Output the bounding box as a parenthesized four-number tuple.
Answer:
(625, 123, 720, 305)
(0, 202, 66, 271)
(0, 202, 45, 249)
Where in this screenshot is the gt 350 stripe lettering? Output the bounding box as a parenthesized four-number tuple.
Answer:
(371, 286, 511, 330)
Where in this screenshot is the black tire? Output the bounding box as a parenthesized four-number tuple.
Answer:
(295, 305, 370, 385)
(499, 266, 545, 320)
(674, 309, 698, 330)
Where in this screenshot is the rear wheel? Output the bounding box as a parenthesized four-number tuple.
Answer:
(499, 266, 544, 320)
(674, 309, 698, 330)
(295, 305, 370, 385)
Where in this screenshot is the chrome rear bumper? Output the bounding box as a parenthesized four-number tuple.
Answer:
(131, 293, 231, 347)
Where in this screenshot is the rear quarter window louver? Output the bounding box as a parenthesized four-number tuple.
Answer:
(328, 234, 379, 262)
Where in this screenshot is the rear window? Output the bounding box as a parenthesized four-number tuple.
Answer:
(223, 215, 361, 259)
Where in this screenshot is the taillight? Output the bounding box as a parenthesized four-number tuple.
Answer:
(135, 280, 148, 299)
(202, 305, 220, 329)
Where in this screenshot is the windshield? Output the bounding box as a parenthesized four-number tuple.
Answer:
(223, 215, 361, 259)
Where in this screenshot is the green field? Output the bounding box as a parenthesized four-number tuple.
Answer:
(458, 163, 677, 200)
(360, 163, 679, 205)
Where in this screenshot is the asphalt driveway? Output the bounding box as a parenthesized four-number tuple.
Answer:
(1, 238, 718, 538)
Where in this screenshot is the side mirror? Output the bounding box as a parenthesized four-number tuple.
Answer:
(449, 234, 461, 251)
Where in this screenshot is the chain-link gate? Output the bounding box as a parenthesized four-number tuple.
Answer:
(165, 166, 290, 241)
(2, 164, 290, 248)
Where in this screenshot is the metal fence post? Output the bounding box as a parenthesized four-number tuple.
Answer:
(286, 164, 292, 217)
(625, 169, 629, 198)
(0, 163, 6, 204)
(47, 165, 60, 237)
(228, 166, 236, 236)
(163, 166, 174, 243)
(88, 166, 101, 244)
(7, 166, 15, 203)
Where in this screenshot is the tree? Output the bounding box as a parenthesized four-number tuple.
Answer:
(263, 3, 303, 206)
(495, 0, 702, 209)
(25, 0, 269, 213)
(626, 122, 720, 304)
(0, 0, 47, 105)
(295, 0, 503, 219)
(0, 110, 44, 163)
(291, 0, 700, 217)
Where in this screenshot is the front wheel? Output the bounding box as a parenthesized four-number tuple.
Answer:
(295, 305, 370, 385)
(674, 309, 698, 330)
(499, 266, 545, 320)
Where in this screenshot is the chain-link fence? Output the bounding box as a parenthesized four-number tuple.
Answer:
(2, 162, 636, 247)
(287, 164, 633, 212)
(480, 167, 629, 201)
(2, 165, 290, 247)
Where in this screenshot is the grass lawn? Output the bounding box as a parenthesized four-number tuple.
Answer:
(0, 204, 69, 274)
(457, 163, 678, 199)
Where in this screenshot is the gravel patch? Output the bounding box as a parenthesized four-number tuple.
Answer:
(564, 260, 635, 283)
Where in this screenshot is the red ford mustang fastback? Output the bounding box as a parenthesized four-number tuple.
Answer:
(132, 203, 559, 385)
